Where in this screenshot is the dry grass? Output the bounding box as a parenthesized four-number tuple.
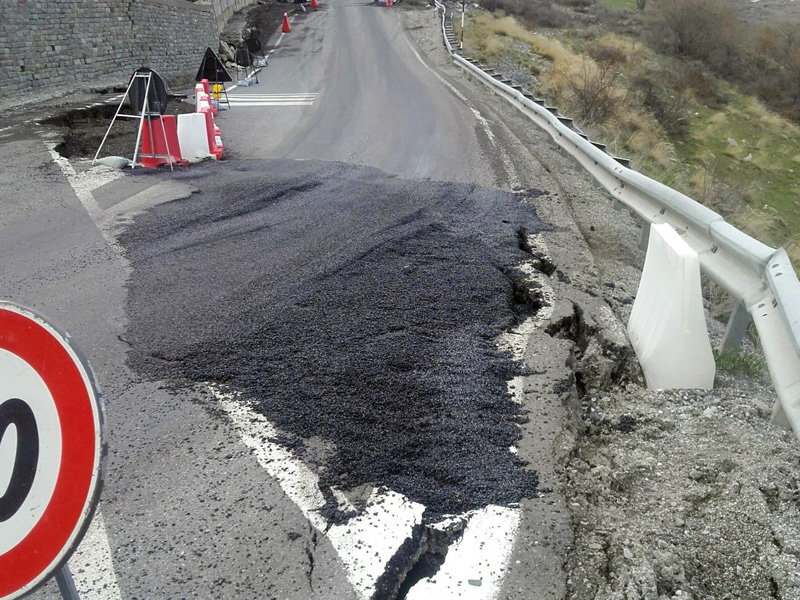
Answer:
(730, 206, 790, 247)
(646, 141, 675, 167)
(785, 239, 800, 267)
(708, 112, 727, 126)
(594, 33, 652, 62)
(462, 8, 800, 270)
(470, 13, 575, 66)
(689, 167, 714, 200)
(627, 126, 677, 168)
(744, 97, 800, 135)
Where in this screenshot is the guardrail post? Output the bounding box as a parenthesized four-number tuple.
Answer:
(638, 221, 650, 251)
(719, 301, 750, 353)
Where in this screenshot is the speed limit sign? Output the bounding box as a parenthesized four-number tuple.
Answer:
(0, 302, 105, 600)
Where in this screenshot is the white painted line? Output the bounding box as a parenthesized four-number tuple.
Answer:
(214, 383, 525, 599)
(266, 31, 286, 59)
(227, 94, 317, 99)
(405, 36, 521, 188)
(42, 139, 127, 252)
(226, 98, 315, 101)
(405, 506, 521, 600)
(45, 144, 106, 221)
(329, 491, 425, 600)
(211, 385, 425, 600)
(68, 512, 123, 600)
(228, 101, 315, 107)
(228, 14, 296, 92)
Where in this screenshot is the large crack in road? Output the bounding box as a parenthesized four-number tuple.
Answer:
(121, 158, 548, 524)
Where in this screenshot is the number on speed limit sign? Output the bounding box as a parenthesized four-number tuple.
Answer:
(0, 302, 105, 600)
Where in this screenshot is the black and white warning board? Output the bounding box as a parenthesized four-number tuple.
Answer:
(0, 302, 104, 600)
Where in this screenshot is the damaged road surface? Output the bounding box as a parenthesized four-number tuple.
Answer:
(120, 159, 550, 599)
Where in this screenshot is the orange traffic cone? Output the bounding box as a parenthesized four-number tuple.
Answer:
(282, 13, 291, 33)
(311, 0, 318, 9)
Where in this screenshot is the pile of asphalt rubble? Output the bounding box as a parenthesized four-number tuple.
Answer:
(122, 159, 548, 521)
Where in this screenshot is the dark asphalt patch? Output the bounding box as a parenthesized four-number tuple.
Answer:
(121, 159, 548, 518)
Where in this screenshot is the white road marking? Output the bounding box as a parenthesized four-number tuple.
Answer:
(267, 31, 287, 59)
(44, 143, 107, 221)
(405, 506, 521, 600)
(228, 102, 315, 107)
(214, 382, 526, 600)
(38, 140, 125, 599)
(211, 385, 425, 600)
(68, 513, 123, 600)
(228, 94, 317, 98)
(226, 94, 317, 107)
(227, 14, 295, 92)
(405, 35, 521, 189)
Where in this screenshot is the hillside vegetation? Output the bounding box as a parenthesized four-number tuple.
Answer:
(455, 0, 800, 265)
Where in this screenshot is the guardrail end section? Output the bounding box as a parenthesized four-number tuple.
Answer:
(750, 290, 800, 439)
(767, 248, 800, 344)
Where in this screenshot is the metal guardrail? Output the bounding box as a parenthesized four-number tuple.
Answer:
(433, 0, 800, 436)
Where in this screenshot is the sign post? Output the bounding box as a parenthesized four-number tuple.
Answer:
(0, 302, 105, 600)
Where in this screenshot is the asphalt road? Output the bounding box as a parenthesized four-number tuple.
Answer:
(3, 2, 575, 599)
(220, 1, 498, 184)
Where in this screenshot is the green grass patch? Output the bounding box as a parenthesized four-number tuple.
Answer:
(713, 349, 768, 381)
(597, 0, 637, 11)
(680, 90, 800, 248)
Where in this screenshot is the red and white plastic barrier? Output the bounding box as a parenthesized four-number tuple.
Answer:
(200, 107, 224, 160)
(140, 79, 224, 167)
(140, 115, 188, 168)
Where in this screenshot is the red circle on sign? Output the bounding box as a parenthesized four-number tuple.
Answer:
(0, 303, 103, 599)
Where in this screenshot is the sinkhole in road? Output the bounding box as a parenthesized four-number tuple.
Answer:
(122, 159, 550, 523)
(41, 96, 194, 160)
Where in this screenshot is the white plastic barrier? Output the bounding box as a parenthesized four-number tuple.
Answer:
(628, 223, 716, 390)
(194, 84, 205, 112)
(176, 113, 212, 163)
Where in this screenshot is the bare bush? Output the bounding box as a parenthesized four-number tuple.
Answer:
(673, 60, 727, 107)
(557, 0, 595, 8)
(565, 58, 620, 124)
(654, 0, 739, 62)
(478, 0, 569, 28)
(587, 43, 627, 66)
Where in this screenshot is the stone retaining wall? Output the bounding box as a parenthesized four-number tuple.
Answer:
(207, 0, 261, 33)
(0, 0, 222, 106)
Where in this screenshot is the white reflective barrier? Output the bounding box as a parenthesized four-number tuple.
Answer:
(628, 223, 716, 389)
(176, 113, 212, 163)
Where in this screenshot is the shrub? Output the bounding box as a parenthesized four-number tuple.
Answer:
(565, 58, 620, 123)
(672, 61, 727, 107)
(631, 74, 690, 140)
(653, 0, 739, 62)
(557, 0, 595, 8)
(587, 43, 627, 66)
(478, 0, 569, 28)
